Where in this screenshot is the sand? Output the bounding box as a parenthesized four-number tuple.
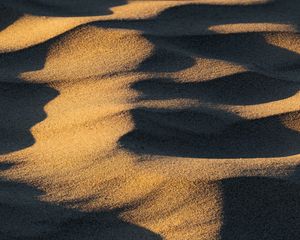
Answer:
(0, 0, 299, 239)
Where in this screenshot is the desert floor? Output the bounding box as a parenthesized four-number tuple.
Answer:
(0, 1, 299, 239)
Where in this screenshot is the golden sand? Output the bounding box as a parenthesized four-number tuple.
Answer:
(0, 1, 299, 239)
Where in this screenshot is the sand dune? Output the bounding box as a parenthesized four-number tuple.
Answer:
(0, 0, 299, 239)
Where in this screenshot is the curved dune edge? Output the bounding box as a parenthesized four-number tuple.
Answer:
(1, 0, 299, 52)
(0, 1, 300, 239)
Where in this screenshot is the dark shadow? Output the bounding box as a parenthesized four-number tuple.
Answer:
(0, 36, 59, 154)
(0, 0, 293, 160)
(93, 0, 300, 33)
(150, 0, 300, 31)
(0, 4, 22, 31)
(137, 47, 195, 73)
(109, 1, 300, 159)
(155, 33, 300, 79)
(112, 4, 300, 159)
(2, 0, 300, 26)
(288, 164, 300, 183)
(92, 1, 300, 78)
(132, 73, 300, 105)
(219, 176, 300, 240)
(0, 0, 128, 155)
(0, 161, 14, 170)
(117, 17, 300, 158)
(119, 108, 300, 158)
(0, 163, 162, 240)
(0, 1, 300, 238)
(0, 0, 127, 45)
(0, 82, 58, 154)
(1, 0, 127, 17)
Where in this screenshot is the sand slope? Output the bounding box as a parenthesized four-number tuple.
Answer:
(0, 1, 300, 239)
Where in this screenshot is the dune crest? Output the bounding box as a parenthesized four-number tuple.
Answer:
(0, 0, 299, 239)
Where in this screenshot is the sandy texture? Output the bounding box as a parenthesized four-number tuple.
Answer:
(0, 0, 300, 239)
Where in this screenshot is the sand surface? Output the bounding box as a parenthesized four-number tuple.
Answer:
(0, 0, 300, 239)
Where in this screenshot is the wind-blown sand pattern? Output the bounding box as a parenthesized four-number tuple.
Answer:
(0, 0, 300, 239)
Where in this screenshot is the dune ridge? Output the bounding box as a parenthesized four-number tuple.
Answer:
(0, 1, 300, 239)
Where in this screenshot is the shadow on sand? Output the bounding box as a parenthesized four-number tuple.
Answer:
(0, 0, 127, 154)
(0, 162, 162, 240)
(0, 2, 161, 238)
(219, 175, 300, 240)
(0, 29, 59, 154)
(0, 1, 300, 239)
(119, 107, 300, 158)
(116, 1, 300, 159)
(0, 0, 126, 17)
